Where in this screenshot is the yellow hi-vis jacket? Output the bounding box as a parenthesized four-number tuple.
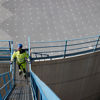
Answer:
(11, 50, 29, 64)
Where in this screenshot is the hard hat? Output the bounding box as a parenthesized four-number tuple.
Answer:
(18, 44, 23, 49)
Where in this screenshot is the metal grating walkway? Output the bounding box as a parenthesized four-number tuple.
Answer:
(8, 84, 32, 100)
(7, 64, 33, 100)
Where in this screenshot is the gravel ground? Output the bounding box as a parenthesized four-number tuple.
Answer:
(0, 0, 100, 48)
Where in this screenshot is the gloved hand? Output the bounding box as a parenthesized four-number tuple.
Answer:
(10, 61, 13, 64)
(28, 61, 31, 64)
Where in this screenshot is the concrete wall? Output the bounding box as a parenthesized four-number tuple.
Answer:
(31, 51, 100, 100)
(0, 62, 10, 73)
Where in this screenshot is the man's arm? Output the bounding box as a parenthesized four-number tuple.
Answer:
(25, 52, 30, 62)
(11, 51, 16, 62)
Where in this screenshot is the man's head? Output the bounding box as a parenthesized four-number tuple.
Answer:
(18, 44, 23, 51)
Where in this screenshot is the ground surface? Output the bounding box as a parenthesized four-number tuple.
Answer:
(0, 0, 100, 47)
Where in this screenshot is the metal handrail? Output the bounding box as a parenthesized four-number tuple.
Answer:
(28, 35, 100, 60)
(0, 71, 15, 100)
(30, 70, 61, 100)
(0, 40, 14, 100)
(0, 78, 13, 90)
(28, 37, 61, 100)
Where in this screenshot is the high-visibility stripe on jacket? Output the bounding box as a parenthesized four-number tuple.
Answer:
(11, 50, 29, 64)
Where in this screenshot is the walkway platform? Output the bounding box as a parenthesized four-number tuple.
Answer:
(7, 64, 32, 100)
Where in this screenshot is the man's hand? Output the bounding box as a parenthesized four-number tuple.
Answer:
(28, 61, 31, 64)
(10, 61, 13, 64)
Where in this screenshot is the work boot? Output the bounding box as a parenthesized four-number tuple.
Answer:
(19, 69, 22, 75)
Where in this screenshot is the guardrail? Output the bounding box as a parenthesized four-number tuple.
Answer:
(28, 35, 100, 60)
(0, 40, 14, 100)
(29, 66, 60, 100)
(0, 40, 13, 60)
(28, 39, 61, 100)
(0, 71, 15, 100)
(0, 40, 13, 72)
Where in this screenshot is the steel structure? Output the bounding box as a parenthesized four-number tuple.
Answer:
(0, 40, 60, 100)
(28, 35, 100, 61)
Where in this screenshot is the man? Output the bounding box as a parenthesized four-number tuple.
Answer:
(11, 44, 30, 79)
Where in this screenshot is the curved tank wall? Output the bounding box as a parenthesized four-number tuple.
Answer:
(32, 51, 100, 100)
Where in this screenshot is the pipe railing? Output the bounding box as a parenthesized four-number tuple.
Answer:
(28, 37, 61, 100)
(0, 40, 14, 100)
(29, 67, 61, 100)
(0, 71, 15, 100)
(28, 35, 100, 60)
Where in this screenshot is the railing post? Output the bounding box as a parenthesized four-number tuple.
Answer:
(3, 75, 8, 93)
(64, 40, 67, 58)
(0, 76, 2, 100)
(93, 36, 100, 52)
(8, 73, 12, 90)
(10, 41, 13, 72)
(9, 41, 11, 51)
(28, 37, 31, 71)
(13, 59, 16, 86)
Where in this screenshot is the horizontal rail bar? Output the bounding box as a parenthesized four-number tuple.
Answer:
(67, 40, 96, 46)
(32, 50, 64, 54)
(0, 50, 10, 52)
(0, 56, 11, 61)
(0, 53, 10, 55)
(0, 79, 13, 90)
(30, 40, 65, 43)
(66, 45, 94, 51)
(34, 52, 49, 56)
(31, 45, 65, 49)
(0, 40, 13, 42)
(0, 72, 10, 77)
(0, 47, 10, 49)
(32, 54, 65, 60)
(0, 61, 10, 63)
(32, 48, 99, 60)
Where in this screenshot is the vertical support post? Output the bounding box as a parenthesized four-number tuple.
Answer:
(28, 37, 31, 71)
(8, 73, 12, 90)
(64, 40, 67, 58)
(28, 37, 32, 90)
(10, 41, 13, 72)
(3, 75, 8, 93)
(9, 41, 11, 51)
(10, 41, 15, 87)
(13, 59, 16, 86)
(93, 36, 100, 52)
(0, 76, 2, 100)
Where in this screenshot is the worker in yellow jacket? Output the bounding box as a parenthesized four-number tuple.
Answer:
(11, 44, 30, 79)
